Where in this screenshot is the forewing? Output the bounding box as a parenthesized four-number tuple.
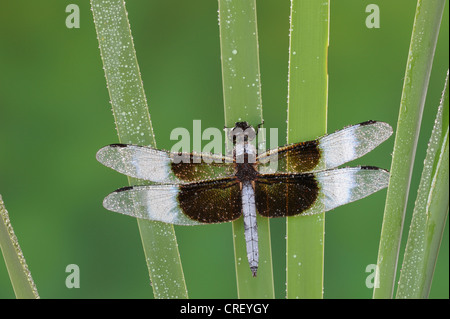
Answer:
(103, 178, 242, 225)
(318, 121, 393, 170)
(96, 144, 235, 183)
(257, 121, 393, 173)
(255, 166, 389, 217)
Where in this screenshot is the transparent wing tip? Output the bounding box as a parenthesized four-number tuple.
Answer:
(95, 145, 111, 165)
(362, 121, 394, 141)
(102, 187, 146, 221)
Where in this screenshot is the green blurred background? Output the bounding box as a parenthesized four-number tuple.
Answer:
(0, 0, 448, 299)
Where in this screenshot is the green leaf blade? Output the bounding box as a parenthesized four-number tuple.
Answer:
(0, 195, 39, 299)
(218, 0, 274, 298)
(286, 0, 329, 299)
(91, 0, 188, 299)
(396, 70, 449, 299)
(373, 0, 446, 299)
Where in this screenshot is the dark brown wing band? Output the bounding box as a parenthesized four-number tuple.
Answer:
(255, 173, 319, 217)
(258, 140, 321, 173)
(171, 153, 235, 182)
(178, 178, 242, 223)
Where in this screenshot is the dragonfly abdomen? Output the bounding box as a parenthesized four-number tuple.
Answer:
(241, 181, 258, 277)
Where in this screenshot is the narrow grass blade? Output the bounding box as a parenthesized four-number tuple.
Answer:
(396, 70, 449, 299)
(0, 195, 39, 299)
(286, 0, 329, 299)
(373, 0, 446, 299)
(218, 0, 274, 298)
(91, 0, 188, 298)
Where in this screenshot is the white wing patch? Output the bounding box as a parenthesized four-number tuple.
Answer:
(96, 144, 235, 183)
(96, 145, 174, 182)
(103, 185, 202, 226)
(320, 121, 393, 169)
(131, 147, 172, 183)
(302, 167, 390, 216)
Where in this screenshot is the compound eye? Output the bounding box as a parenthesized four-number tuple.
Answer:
(245, 128, 256, 141)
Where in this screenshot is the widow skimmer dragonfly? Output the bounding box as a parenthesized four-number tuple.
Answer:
(97, 120, 392, 277)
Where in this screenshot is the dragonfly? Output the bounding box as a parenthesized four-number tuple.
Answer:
(96, 120, 393, 277)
